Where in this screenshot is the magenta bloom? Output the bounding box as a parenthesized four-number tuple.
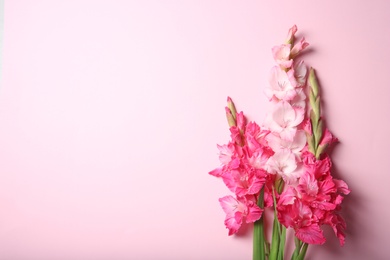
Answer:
(277, 153, 350, 246)
(219, 195, 263, 235)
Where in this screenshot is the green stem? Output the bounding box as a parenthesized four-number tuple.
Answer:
(278, 226, 286, 260)
(297, 243, 309, 260)
(253, 188, 266, 260)
(269, 187, 281, 260)
(291, 237, 302, 260)
(291, 238, 309, 260)
(269, 217, 280, 260)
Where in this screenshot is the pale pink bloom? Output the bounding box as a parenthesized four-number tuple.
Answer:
(294, 60, 308, 87)
(266, 101, 305, 141)
(219, 195, 262, 235)
(267, 130, 306, 154)
(265, 66, 297, 101)
(217, 143, 236, 165)
(272, 44, 293, 69)
(266, 150, 303, 183)
(290, 88, 306, 109)
(291, 37, 309, 57)
(209, 142, 241, 177)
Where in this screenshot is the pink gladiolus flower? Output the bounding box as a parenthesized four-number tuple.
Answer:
(221, 167, 266, 197)
(278, 186, 297, 205)
(266, 66, 298, 101)
(272, 44, 293, 69)
(278, 197, 326, 245)
(266, 150, 303, 183)
(209, 27, 350, 254)
(267, 130, 306, 154)
(295, 224, 326, 245)
(209, 142, 242, 177)
(266, 101, 305, 141)
(297, 171, 337, 211)
(217, 143, 237, 165)
(290, 88, 306, 109)
(301, 151, 332, 178)
(219, 195, 263, 235)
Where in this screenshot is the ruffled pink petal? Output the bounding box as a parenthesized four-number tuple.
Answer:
(278, 186, 297, 206)
(209, 167, 223, 177)
(333, 179, 351, 195)
(295, 224, 326, 245)
(245, 201, 263, 223)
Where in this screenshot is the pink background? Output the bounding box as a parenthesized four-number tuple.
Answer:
(1, 1, 390, 259)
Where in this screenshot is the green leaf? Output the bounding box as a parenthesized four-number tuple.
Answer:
(269, 217, 280, 260)
(291, 237, 302, 260)
(278, 227, 286, 260)
(269, 187, 281, 260)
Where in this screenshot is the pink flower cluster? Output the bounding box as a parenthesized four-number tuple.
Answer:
(209, 108, 274, 235)
(209, 25, 350, 246)
(277, 151, 350, 245)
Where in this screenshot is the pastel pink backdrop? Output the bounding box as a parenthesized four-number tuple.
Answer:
(0, 1, 389, 259)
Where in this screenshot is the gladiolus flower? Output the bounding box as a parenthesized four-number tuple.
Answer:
(266, 101, 305, 141)
(219, 195, 263, 235)
(272, 44, 293, 69)
(266, 66, 298, 101)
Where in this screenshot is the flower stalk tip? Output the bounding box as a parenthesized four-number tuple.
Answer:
(227, 96, 237, 120)
(225, 107, 236, 127)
